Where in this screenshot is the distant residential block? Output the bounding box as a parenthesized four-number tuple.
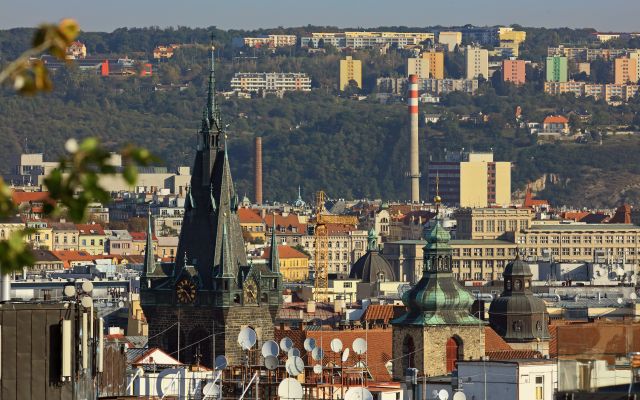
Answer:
(407, 57, 430, 79)
(230, 72, 311, 93)
(546, 56, 568, 82)
(614, 56, 639, 84)
(242, 34, 297, 48)
(465, 46, 489, 79)
(499, 29, 526, 44)
(419, 78, 479, 95)
(301, 31, 434, 49)
(65, 41, 87, 59)
(153, 44, 180, 60)
(438, 31, 462, 52)
(421, 49, 445, 79)
(340, 56, 362, 90)
(502, 59, 526, 85)
(544, 81, 640, 103)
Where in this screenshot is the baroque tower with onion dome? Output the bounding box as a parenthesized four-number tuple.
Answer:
(391, 192, 485, 378)
(140, 40, 282, 367)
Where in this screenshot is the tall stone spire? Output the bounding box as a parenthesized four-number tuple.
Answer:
(143, 206, 156, 276)
(268, 215, 280, 273)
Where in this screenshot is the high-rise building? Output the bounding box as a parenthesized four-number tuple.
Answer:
(339, 55, 362, 90)
(502, 59, 526, 85)
(614, 56, 639, 84)
(407, 57, 430, 79)
(464, 46, 489, 79)
(427, 152, 511, 208)
(421, 50, 445, 79)
(438, 31, 462, 52)
(546, 56, 568, 82)
(141, 48, 283, 367)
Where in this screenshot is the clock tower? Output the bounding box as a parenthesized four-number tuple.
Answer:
(140, 43, 282, 367)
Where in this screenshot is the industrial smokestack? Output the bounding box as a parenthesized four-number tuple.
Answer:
(254, 136, 263, 205)
(408, 74, 420, 203)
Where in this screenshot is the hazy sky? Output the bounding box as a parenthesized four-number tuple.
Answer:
(2, 0, 639, 32)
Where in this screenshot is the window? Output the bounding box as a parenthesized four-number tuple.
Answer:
(497, 220, 506, 232)
(497, 248, 505, 257)
(519, 220, 527, 231)
(551, 236, 559, 244)
(561, 236, 570, 244)
(81, 239, 86, 246)
(463, 249, 471, 257)
(343, 282, 352, 288)
(486, 220, 495, 232)
(473, 248, 482, 256)
(562, 248, 570, 256)
(509, 220, 517, 231)
(486, 248, 494, 257)
(540, 236, 548, 244)
(535, 376, 544, 400)
(474, 220, 484, 232)
(572, 236, 581, 244)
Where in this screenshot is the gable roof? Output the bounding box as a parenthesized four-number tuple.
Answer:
(11, 190, 54, 205)
(261, 245, 308, 260)
(543, 115, 568, 124)
(76, 224, 106, 235)
(361, 304, 405, 325)
(485, 326, 513, 352)
(238, 208, 264, 224)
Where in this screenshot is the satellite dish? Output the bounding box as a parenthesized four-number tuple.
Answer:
(280, 337, 293, 352)
(330, 338, 343, 353)
(313, 364, 323, 374)
(63, 285, 76, 297)
(81, 296, 93, 308)
(215, 355, 228, 370)
(303, 338, 316, 351)
(432, 390, 440, 397)
(631, 293, 638, 300)
(438, 389, 450, 400)
(202, 381, 220, 397)
(342, 348, 350, 363)
(352, 338, 367, 355)
(285, 356, 305, 376)
(277, 378, 303, 400)
(344, 387, 374, 400)
(618, 298, 624, 305)
(262, 340, 279, 358)
(81, 281, 93, 293)
(118, 300, 125, 308)
(288, 348, 301, 357)
(264, 355, 278, 370)
(238, 327, 257, 350)
(452, 392, 467, 400)
(311, 347, 324, 361)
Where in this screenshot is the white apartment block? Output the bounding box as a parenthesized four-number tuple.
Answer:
(407, 57, 431, 79)
(300, 230, 368, 275)
(301, 31, 434, 49)
(419, 78, 479, 95)
(230, 72, 312, 93)
(243, 35, 297, 48)
(465, 45, 489, 79)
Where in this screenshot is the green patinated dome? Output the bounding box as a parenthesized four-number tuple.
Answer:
(393, 218, 484, 326)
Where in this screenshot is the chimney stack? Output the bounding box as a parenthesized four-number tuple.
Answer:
(254, 136, 263, 204)
(408, 74, 420, 203)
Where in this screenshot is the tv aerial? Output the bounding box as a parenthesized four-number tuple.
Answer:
(303, 337, 316, 352)
(277, 377, 304, 400)
(344, 387, 374, 400)
(262, 340, 279, 358)
(238, 327, 257, 350)
(285, 356, 305, 376)
(311, 347, 324, 361)
(330, 338, 343, 353)
(352, 338, 367, 355)
(280, 337, 294, 352)
(214, 355, 228, 370)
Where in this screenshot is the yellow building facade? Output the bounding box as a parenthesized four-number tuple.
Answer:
(26, 220, 53, 250)
(407, 57, 430, 79)
(340, 56, 362, 90)
(262, 245, 309, 282)
(421, 50, 445, 79)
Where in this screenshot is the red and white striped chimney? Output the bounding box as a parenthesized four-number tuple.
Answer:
(408, 74, 420, 203)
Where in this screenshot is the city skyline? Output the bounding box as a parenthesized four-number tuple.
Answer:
(2, 0, 640, 32)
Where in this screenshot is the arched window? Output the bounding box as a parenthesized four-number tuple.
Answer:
(446, 336, 463, 373)
(402, 335, 416, 370)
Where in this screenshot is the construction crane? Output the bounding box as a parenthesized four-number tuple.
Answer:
(313, 191, 358, 302)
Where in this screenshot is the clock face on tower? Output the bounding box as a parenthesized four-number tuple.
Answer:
(176, 278, 197, 304)
(244, 279, 258, 304)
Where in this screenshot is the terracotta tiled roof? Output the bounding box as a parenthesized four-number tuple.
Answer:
(76, 223, 106, 235)
(267, 212, 307, 235)
(486, 350, 543, 360)
(11, 190, 54, 205)
(550, 320, 640, 361)
(326, 223, 357, 234)
(361, 305, 405, 325)
(561, 211, 591, 222)
(238, 208, 264, 224)
(609, 204, 632, 224)
(523, 187, 549, 208)
(543, 115, 569, 124)
(261, 245, 309, 260)
(130, 232, 158, 241)
(485, 326, 513, 352)
(51, 250, 96, 268)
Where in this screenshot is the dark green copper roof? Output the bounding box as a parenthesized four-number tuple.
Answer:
(392, 219, 483, 326)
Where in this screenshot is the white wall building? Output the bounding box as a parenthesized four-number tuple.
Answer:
(230, 72, 312, 93)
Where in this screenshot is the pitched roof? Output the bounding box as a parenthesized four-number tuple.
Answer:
(486, 350, 543, 360)
(130, 231, 158, 241)
(484, 326, 513, 352)
(11, 190, 54, 205)
(238, 208, 264, 224)
(609, 204, 632, 224)
(543, 115, 569, 124)
(51, 250, 96, 268)
(76, 223, 106, 235)
(326, 223, 357, 234)
(261, 245, 308, 260)
(361, 305, 405, 325)
(267, 212, 307, 234)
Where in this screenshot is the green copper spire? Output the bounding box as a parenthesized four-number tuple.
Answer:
(143, 206, 156, 276)
(268, 215, 280, 273)
(367, 228, 377, 251)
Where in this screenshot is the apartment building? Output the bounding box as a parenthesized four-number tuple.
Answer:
(300, 32, 345, 48)
(499, 29, 526, 44)
(455, 208, 533, 240)
(546, 56, 568, 82)
(407, 57, 430, 79)
(465, 46, 489, 79)
(243, 34, 297, 48)
(502, 59, 526, 85)
(547, 47, 636, 62)
(614, 57, 639, 84)
(300, 226, 368, 275)
(438, 31, 462, 52)
(51, 222, 79, 251)
(515, 223, 640, 264)
(427, 152, 511, 208)
(77, 223, 107, 255)
(419, 78, 479, 95)
(421, 50, 445, 79)
(544, 81, 640, 103)
(339, 56, 362, 90)
(230, 72, 312, 93)
(301, 31, 434, 49)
